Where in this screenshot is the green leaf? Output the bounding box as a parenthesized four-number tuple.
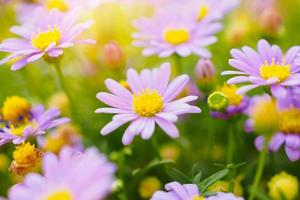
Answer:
(166, 167, 192, 184)
(192, 164, 200, 177)
(247, 186, 271, 200)
(198, 168, 230, 193)
(228, 181, 234, 193)
(132, 159, 175, 177)
(193, 171, 202, 184)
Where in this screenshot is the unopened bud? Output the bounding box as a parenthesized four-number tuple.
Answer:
(260, 7, 282, 36)
(103, 41, 125, 71)
(208, 92, 228, 111)
(195, 58, 216, 94)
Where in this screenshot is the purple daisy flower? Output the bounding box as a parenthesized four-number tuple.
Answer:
(222, 39, 300, 94)
(178, 0, 239, 22)
(8, 147, 116, 200)
(151, 181, 201, 200)
(133, 11, 222, 58)
(17, 0, 103, 23)
(206, 192, 244, 200)
(0, 9, 94, 71)
(247, 87, 300, 161)
(151, 182, 244, 200)
(95, 63, 201, 145)
(0, 105, 70, 145)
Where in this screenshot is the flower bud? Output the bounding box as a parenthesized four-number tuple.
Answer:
(103, 41, 125, 71)
(160, 143, 180, 161)
(268, 171, 299, 200)
(260, 7, 282, 36)
(139, 177, 161, 198)
(208, 92, 228, 111)
(195, 58, 216, 94)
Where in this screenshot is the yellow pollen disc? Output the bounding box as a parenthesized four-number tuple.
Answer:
(279, 108, 300, 134)
(46, 190, 73, 200)
(32, 26, 62, 50)
(45, 0, 69, 12)
(13, 143, 41, 166)
(133, 89, 163, 117)
(260, 58, 291, 82)
(218, 84, 243, 106)
(197, 4, 209, 21)
(192, 196, 205, 200)
(163, 28, 190, 45)
(2, 96, 31, 125)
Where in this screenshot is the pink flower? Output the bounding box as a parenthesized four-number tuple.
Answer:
(95, 63, 201, 145)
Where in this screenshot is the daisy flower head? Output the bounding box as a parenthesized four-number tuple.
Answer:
(95, 63, 201, 145)
(183, 0, 239, 23)
(133, 11, 222, 58)
(0, 9, 95, 71)
(17, 0, 103, 23)
(222, 39, 300, 94)
(151, 181, 202, 200)
(8, 147, 116, 200)
(151, 182, 244, 200)
(0, 96, 70, 145)
(247, 87, 300, 161)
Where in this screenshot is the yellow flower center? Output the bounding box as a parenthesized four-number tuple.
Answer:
(163, 28, 190, 45)
(260, 58, 291, 82)
(268, 171, 299, 200)
(45, 0, 69, 12)
(251, 98, 280, 134)
(279, 108, 300, 134)
(32, 26, 62, 50)
(218, 84, 243, 106)
(133, 89, 163, 117)
(2, 96, 31, 125)
(13, 143, 42, 167)
(192, 196, 205, 200)
(197, 4, 209, 21)
(46, 190, 73, 200)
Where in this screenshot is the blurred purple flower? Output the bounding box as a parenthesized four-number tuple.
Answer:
(8, 147, 116, 200)
(151, 181, 200, 200)
(17, 0, 102, 23)
(247, 87, 300, 161)
(0, 105, 70, 145)
(95, 63, 201, 145)
(206, 192, 244, 200)
(0, 9, 94, 71)
(222, 39, 300, 94)
(133, 11, 222, 58)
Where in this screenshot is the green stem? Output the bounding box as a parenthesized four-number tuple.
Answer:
(174, 54, 183, 75)
(151, 135, 162, 160)
(53, 62, 78, 123)
(227, 124, 235, 164)
(249, 139, 269, 200)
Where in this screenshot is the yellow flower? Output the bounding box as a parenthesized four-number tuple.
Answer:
(268, 171, 299, 200)
(208, 180, 243, 196)
(139, 177, 161, 198)
(10, 143, 43, 175)
(250, 97, 280, 135)
(2, 96, 31, 125)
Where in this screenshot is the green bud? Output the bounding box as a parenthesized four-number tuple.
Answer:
(208, 92, 228, 111)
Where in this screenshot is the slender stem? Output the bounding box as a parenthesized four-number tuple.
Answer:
(53, 62, 78, 123)
(151, 135, 162, 160)
(249, 139, 269, 200)
(227, 124, 235, 164)
(174, 54, 183, 75)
